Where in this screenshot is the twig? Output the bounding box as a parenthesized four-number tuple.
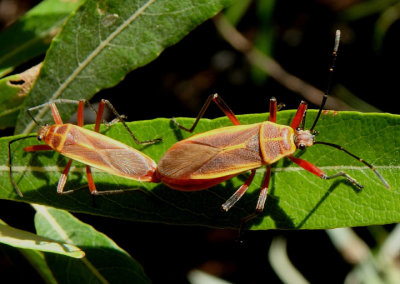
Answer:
(213, 15, 352, 110)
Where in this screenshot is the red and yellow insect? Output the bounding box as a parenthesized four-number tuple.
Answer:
(9, 99, 159, 197)
(156, 93, 389, 212)
(155, 31, 389, 212)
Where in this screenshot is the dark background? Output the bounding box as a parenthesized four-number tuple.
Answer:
(1, 0, 398, 283)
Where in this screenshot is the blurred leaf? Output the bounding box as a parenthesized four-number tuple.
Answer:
(1, 110, 399, 230)
(0, 219, 84, 258)
(0, 0, 83, 77)
(0, 64, 41, 129)
(251, 0, 276, 84)
(224, 0, 252, 26)
(15, 0, 234, 135)
(33, 205, 150, 283)
(340, 0, 400, 21)
(373, 2, 400, 50)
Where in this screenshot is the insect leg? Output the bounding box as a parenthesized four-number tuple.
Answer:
(77, 100, 85, 127)
(269, 98, 277, 122)
(288, 155, 364, 188)
(57, 159, 73, 194)
(256, 165, 271, 212)
(314, 142, 390, 188)
(27, 99, 79, 126)
(173, 93, 241, 133)
(57, 163, 107, 195)
(221, 170, 256, 212)
(24, 145, 52, 152)
(85, 166, 97, 194)
(101, 99, 161, 145)
(49, 103, 63, 124)
(290, 101, 308, 130)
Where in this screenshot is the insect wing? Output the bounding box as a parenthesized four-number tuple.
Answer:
(158, 124, 264, 180)
(60, 126, 156, 181)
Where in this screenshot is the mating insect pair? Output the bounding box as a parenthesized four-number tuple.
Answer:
(8, 30, 390, 212)
(9, 92, 389, 212)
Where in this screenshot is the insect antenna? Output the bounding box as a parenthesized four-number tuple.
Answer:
(8, 135, 38, 197)
(27, 106, 41, 127)
(310, 29, 341, 132)
(314, 141, 390, 189)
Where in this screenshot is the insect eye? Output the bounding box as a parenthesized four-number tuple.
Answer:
(37, 135, 42, 141)
(299, 143, 305, 150)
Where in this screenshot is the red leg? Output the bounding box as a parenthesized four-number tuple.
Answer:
(269, 98, 277, 123)
(57, 159, 73, 194)
(94, 100, 106, 132)
(173, 93, 241, 133)
(212, 94, 240, 125)
(221, 170, 256, 211)
(256, 165, 271, 212)
(50, 103, 63, 124)
(77, 100, 84, 127)
(290, 101, 307, 129)
(24, 145, 53, 152)
(288, 155, 363, 188)
(56, 162, 100, 195)
(86, 166, 98, 194)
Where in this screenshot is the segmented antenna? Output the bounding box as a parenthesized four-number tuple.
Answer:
(310, 29, 341, 132)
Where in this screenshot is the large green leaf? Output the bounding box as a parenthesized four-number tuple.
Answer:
(0, 0, 83, 77)
(33, 205, 150, 283)
(1, 110, 399, 229)
(15, 0, 233, 134)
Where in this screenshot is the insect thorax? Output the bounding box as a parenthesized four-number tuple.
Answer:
(259, 122, 296, 164)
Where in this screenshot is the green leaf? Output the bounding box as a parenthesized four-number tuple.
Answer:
(0, 219, 84, 258)
(33, 205, 150, 283)
(0, 64, 41, 129)
(15, 0, 233, 135)
(1, 110, 399, 229)
(0, 0, 83, 77)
